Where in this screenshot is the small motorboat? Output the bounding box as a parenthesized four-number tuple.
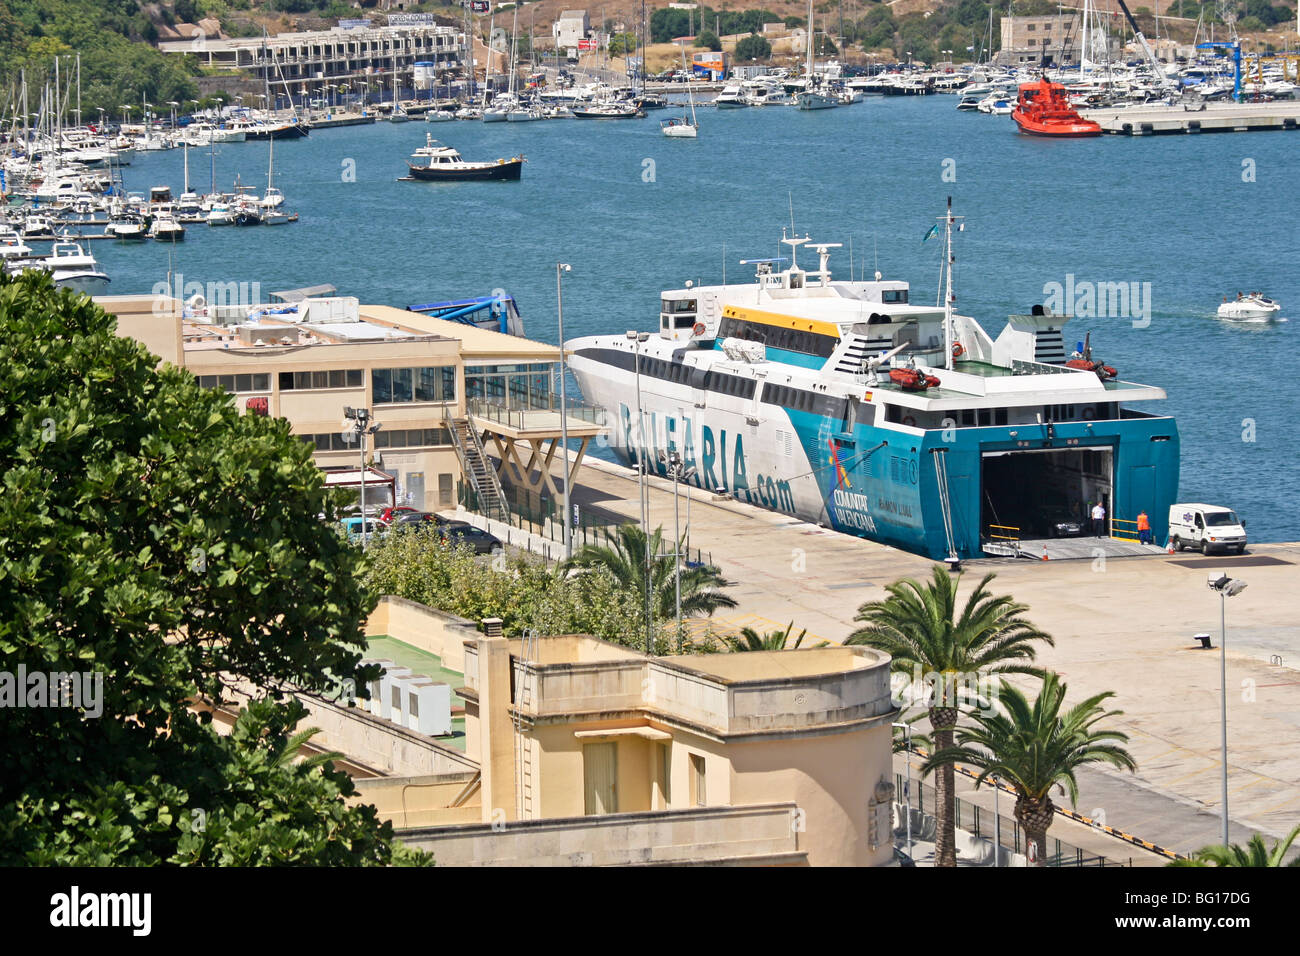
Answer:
(1012, 78, 1102, 137)
(403, 133, 524, 182)
(149, 207, 186, 242)
(425, 109, 456, 122)
(1217, 292, 1281, 321)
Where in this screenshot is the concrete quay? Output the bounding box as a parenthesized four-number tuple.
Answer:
(518, 454, 1300, 859)
(1081, 99, 1300, 135)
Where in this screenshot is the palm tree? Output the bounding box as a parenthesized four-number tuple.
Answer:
(846, 566, 1052, 867)
(924, 673, 1136, 866)
(1170, 823, 1300, 867)
(725, 621, 812, 652)
(563, 523, 737, 624)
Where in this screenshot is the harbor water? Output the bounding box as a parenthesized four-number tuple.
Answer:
(87, 96, 1299, 541)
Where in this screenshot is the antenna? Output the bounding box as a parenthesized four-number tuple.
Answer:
(788, 191, 795, 236)
(722, 241, 726, 287)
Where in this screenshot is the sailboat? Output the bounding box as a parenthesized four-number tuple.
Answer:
(177, 137, 204, 222)
(794, 0, 839, 110)
(662, 47, 699, 137)
(390, 51, 412, 122)
(260, 134, 285, 208)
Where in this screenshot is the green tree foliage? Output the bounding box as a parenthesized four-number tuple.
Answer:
(367, 524, 653, 647)
(696, 29, 722, 51)
(734, 33, 772, 61)
(0, 270, 422, 865)
(0, 1, 199, 119)
(847, 567, 1052, 867)
(1170, 824, 1300, 867)
(651, 6, 780, 43)
(923, 673, 1136, 866)
(725, 621, 819, 652)
(562, 524, 739, 625)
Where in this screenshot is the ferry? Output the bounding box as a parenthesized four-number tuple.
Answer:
(566, 202, 1180, 561)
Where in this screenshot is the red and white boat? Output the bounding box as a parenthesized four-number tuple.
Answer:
(1011, 78, 1102, 137)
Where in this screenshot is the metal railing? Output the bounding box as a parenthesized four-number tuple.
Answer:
(467, 395, 604, 431)
(895, 771, 1127, 867)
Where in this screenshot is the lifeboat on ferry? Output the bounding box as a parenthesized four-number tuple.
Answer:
(1065, 357, 1117, 380)
(1011, 78, 1102, 138)
(1064, 332, 1116, 380)
(889, 367, 940, 391)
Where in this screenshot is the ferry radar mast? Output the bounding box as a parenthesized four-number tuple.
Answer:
(939, 197, 964, 371)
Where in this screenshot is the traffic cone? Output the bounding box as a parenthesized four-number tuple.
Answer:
(1041, 544, 1049, 561)
(1166, 538, 1175, 554)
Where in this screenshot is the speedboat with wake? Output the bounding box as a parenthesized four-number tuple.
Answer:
(1218, 292, 1281, 321)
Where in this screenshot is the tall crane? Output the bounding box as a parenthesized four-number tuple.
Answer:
(1114, 0, 1177, 92)
(1196, 40, 1243, 101)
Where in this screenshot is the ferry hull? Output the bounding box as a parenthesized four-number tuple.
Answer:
(570, 352, 1180, 560)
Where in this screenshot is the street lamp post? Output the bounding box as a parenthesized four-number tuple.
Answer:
(556, 263, 573, 558)
(344, 406, 383, 548)
(993, 774, 1000, 867)
(1208, 571, 1248, 846)
(658, 450, 696, 650)
(626, 330, 651, 652)
(893, 721, 913, 861)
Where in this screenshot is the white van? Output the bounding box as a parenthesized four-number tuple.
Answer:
(1168, 503, 1247, 555)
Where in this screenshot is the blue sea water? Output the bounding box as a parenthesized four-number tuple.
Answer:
(90, 96, 1300, 541)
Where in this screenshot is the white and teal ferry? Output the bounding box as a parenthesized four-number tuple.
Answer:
(566, 206, 1180, 560)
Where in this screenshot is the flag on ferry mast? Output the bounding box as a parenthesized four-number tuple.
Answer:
(922, 225, 939, 242)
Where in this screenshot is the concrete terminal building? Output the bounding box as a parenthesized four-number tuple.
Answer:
(98, 292, 595, 516)
(161, 23, 470, 104)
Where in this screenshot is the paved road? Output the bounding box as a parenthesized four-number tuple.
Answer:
(542, 455, 1300, 857)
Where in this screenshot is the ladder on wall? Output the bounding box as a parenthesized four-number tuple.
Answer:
(512, 627, 538, 821)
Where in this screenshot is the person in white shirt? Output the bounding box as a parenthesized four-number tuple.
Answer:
(1091, 501, 1106, 537)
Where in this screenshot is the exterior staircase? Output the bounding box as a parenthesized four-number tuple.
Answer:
(447, 414, 510, 522)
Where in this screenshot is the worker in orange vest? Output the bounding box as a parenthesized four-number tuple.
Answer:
(1137, 510, 1151, 545)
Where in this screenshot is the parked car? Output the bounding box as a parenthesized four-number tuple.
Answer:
(392, 510, 439, 527)
(377, 505, 419, 525)
(1035, 503, 1084, 538)
(433, 521, 502, 554)
(339, 515, 382, 543)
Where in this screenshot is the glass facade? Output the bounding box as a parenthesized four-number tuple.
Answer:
(464, 362, 557, 410)
(372, 366, 456, 405)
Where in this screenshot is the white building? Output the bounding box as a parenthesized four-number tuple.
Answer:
(553, 10, 591, 53)
(161, 24, 468, 103)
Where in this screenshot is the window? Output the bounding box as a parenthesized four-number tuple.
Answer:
(689, 754, 706, 807)
(881, 289, 909, 304)
(660, 743, 672, 808)
(373, 366, 455, 405)
(197, 373, 270, 393)
(281, 368, 363, 391)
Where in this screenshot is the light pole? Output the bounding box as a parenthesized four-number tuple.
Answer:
(626, 329, 651, 653)
(344, 406, 383, 548)
(658, 449, 696, 650)
(992, 774, 1000, 867)
(557, 264, 573, 558)
(1208, 571, 1247, 846)
(893, 721, 913, 861)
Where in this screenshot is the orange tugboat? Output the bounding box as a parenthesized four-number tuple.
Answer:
(1011, 78, 1102, 137)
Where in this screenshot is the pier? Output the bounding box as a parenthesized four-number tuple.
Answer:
(1082, 99, 1300, 135)
(452, 452, 1300, 862)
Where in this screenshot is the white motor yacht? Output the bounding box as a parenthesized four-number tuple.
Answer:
(38, 242, 110, 293)
(1217, 292, 1281, 321)
(715, 84, 748, 108)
